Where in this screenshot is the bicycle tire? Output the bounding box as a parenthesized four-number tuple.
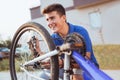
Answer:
(10, 22, 59, 80)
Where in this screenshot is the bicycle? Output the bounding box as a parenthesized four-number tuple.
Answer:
(9, 22, 112, 80)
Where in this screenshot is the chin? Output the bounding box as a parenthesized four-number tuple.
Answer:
(52, 30, 58, 33)
(52, 31, 56, 33)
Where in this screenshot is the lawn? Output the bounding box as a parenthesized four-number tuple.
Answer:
(93, 44, 120, 69)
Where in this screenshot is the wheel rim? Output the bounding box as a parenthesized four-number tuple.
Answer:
(11, 28, 53, 80)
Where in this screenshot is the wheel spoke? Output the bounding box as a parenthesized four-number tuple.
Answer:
(10, 22, 58, 80)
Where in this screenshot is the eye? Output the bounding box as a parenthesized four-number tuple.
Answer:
(50, 17, 55, 20)
(46, 18, 49, 21)
(46, 16, 55, 22)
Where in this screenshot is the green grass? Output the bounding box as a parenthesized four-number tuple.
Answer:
(93, 44, 120, 70)
(0, 44, 120, 71)
(0, 59, 9, 71)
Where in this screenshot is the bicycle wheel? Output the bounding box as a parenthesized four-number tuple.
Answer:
(10, 22, 59, 80)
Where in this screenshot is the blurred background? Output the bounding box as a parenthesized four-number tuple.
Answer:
(0, 0, 120, 80)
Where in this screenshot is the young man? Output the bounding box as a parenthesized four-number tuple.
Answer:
(41, 3, 99, 80)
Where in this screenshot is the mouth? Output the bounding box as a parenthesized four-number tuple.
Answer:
(50, 24, 56, 30)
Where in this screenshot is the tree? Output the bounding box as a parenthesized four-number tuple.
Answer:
(0, 38, 12, 49)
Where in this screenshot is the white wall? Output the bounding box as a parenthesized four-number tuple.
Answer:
(66, 1, 120, 44)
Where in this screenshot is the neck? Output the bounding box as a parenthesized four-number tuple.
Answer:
(59, 23, 69, 37)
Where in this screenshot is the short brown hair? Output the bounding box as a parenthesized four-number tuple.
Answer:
(42, 3, 66, 16)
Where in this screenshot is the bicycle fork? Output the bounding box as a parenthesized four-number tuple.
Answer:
(63, 52, 71, 80)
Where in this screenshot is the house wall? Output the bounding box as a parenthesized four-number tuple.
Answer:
(66, 0, 120, 44)
(40, 0, 74, 10)
(32, 0, 120, 45)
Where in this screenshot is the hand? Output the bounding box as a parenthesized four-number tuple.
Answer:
(59, 58, 64, 68)
(41, 61, 50, 69)
(71, 63, 80, 68)
(85, 52, 91, 60)
(34, 37, 44, 55)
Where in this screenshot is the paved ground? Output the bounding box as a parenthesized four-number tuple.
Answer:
(102, 70, 120, 80)
(0, 70, 120, 80)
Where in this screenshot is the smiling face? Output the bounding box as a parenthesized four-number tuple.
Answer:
(45, 11, 66, 33)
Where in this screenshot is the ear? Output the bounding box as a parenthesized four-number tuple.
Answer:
(62, 15, 66, 22)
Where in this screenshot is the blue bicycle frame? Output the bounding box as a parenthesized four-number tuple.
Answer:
(72, 51, 113, 80)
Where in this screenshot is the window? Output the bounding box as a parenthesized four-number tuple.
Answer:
(89, 11, 102, 28)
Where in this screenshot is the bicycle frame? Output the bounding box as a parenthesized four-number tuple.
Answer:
(21, 43, 113, 80)
(72, 51, 113, 80)
(21, 49, 71, 80)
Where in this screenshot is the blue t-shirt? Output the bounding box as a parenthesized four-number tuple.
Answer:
(51, 23, 98, 65)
